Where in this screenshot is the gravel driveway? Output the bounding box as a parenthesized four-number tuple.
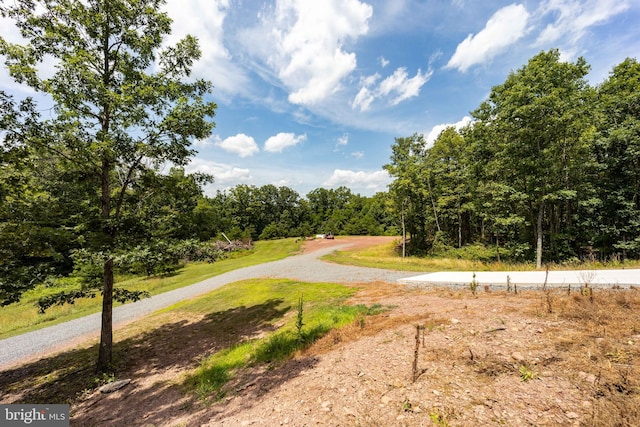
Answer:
(0, 244, 414, 369)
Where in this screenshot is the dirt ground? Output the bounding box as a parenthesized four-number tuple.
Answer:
(4, 237, 640, 426)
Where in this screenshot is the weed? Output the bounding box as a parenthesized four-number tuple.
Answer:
(519, 365, 538, 382)
(429, 409, 450, 426)
(469, 273, 478, 296)
(92, 372, 115, 386)
(545, 289, 554, 313)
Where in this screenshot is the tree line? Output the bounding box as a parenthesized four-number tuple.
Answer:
(198, 185, 397, 241)
(385, 50, 640, 267)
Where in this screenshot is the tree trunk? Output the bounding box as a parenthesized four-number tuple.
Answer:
(401, 205, 406, 258)
(536, 203, 544, 268)
(458, 209, 462, 248)
(97, 155, 113, 372)
(97, 258, 114, 372)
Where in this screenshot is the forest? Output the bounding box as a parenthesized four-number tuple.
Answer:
(386, 50, 640, 267)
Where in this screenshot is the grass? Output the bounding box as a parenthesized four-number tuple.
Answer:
(1, 277, 387, 406)
(180, 278, 386, 400)
(323, 240, 640, 272)
(0, 238, 302, 340)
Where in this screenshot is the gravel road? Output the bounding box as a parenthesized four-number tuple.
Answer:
(0, 244, 414, 369)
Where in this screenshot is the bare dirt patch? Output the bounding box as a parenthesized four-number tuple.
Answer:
(2, 237, 639, 426)
(301, 235, 398, 254)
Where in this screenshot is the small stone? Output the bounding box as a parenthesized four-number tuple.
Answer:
(99, 379, 131, 394)
(433, 390, 441, 396)
(566, 412, 580, 419)
(451, 318, 460, 324)
(511, 352, 525, 362)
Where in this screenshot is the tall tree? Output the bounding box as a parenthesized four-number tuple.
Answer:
(593, 58, 640, 259)
(1, 0, 216, 371)
(426, 127, 474, 248)
(384, 134, 432, 255)
(476, 50, 592, 267)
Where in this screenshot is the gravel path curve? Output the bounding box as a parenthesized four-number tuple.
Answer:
(0, 244, 414, 369)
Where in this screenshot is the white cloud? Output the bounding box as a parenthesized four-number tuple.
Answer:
(351, 151, 364, 159)
(351, 73, 381, 111)
(352, 67, 431, 112)
(425, 116, 473, 145)
(215, 133, 259, 157)
(535, 0, 630, 46)
(193, 134, 221, 148)
(337, 134, 349, 146)
(264, 132, 307, 153)
(324, 169, 391, 191)
(185, 158, 252, 185)
(379, 56, 390, 67)
(378, 67, 433, 105)
(446, 4, 530, 72)
(244, 0, 372, 105)
(164, 0, 250, 96)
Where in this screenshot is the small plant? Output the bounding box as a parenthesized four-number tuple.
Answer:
(545, 289, 554, 313)
(469, 273, 478, 296)
(519, 365, 538, 382)
(296, 295, 305, 342)
(93, 372, 115, 386)
(429, 409, 450, 426)
(402, 398, 413, 412)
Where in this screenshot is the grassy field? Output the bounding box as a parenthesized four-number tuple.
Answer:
(323, 239, 640, 272)
(0, 238, 302, 340)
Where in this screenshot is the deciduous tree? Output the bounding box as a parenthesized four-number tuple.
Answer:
(1, 0, 216, 371)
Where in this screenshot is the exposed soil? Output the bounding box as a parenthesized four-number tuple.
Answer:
(3, 237, 639, 426)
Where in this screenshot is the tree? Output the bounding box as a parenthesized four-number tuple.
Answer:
(475, 50, 592, 267)
(426, 127, 474, 248)
(384, 134, 432, 255)
(592, 58, 640, 259)
(1, 0, 216, 371)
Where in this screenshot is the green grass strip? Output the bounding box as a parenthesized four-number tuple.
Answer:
(0, 238, 302, 340)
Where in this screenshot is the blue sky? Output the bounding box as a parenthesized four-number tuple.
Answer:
(3, 1, 640, 197)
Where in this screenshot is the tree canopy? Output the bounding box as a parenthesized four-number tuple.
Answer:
(385, 50, 640, 264)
